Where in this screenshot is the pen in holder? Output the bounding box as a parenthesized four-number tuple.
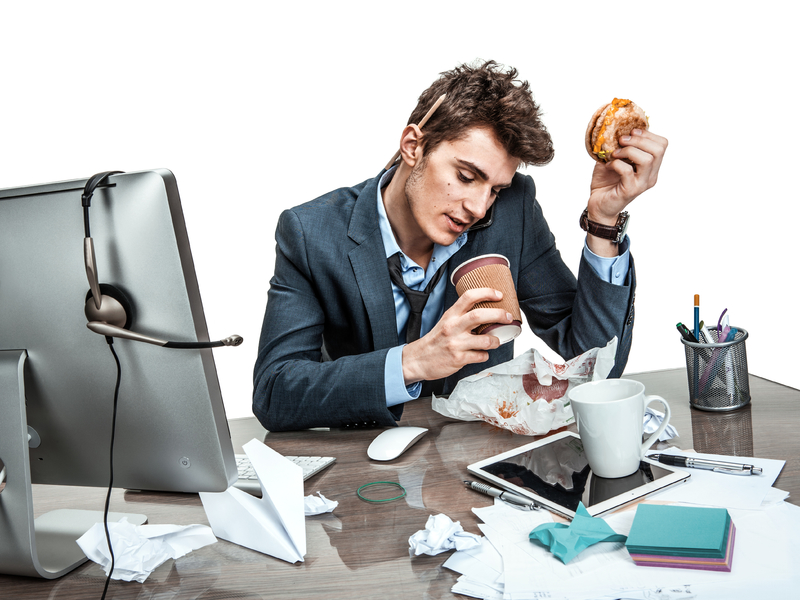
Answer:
(680, 327, 750, 411)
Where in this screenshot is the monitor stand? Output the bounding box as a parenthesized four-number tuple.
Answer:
(0, 350, 147, 579)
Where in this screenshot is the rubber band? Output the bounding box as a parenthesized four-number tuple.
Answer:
(356, 481, 407, 503)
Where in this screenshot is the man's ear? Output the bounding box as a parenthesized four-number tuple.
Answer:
(398, 124, 424, 167)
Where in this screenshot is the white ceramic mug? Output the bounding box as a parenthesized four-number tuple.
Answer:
(568, 379, 671, 478)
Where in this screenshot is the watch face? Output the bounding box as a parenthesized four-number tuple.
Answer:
(617, 213, 630, 243)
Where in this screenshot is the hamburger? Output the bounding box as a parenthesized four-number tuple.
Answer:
(585, 98, 648, 163)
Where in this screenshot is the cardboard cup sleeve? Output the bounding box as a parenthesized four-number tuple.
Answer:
(450, 254, 522, 345)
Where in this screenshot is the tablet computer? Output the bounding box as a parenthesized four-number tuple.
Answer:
(467, 431, 690, 519)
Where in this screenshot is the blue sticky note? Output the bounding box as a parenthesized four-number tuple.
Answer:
(626, 504, 730, 558)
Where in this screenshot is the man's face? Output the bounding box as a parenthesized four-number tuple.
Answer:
(404, 127, 519, 247)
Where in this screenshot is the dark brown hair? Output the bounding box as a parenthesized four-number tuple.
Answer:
(408, 60, 554, 166)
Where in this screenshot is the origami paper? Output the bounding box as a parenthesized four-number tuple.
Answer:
(529, 502, 626, 563)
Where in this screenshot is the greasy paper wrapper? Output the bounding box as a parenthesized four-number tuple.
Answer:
(432, 338, 617, 436)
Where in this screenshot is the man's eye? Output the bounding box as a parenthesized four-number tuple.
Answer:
(457, 171, 473, 183)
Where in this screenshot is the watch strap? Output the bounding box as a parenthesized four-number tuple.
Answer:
(580, 209, 628, 243)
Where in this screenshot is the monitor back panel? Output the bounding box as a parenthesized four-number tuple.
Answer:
(0, 170, 236, 492)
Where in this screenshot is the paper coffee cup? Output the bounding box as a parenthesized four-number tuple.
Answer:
(450, 254, 522, 345)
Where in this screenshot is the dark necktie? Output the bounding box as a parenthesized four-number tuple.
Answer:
(387, 252, 448, 343)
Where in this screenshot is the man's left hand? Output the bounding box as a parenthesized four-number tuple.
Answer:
(586, 128, 668, 256)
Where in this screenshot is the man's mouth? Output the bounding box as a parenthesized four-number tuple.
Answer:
(446, 214, 470, 233)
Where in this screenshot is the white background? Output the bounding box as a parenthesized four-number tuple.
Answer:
(2, 1, 797, 419)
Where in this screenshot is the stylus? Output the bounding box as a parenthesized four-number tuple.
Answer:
(463, 480, 539, 510)
(649, 454, 763, 476)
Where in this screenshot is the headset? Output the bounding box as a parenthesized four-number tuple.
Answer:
(81, 171, 242, 349)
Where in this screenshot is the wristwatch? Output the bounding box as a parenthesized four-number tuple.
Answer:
(579, 208, 629, 244)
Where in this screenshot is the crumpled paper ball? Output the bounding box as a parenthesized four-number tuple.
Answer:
(409, 514, 482, 556)
(76, 519, 217, 582)
(304, 491, 338, 516)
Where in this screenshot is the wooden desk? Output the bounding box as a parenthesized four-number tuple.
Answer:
(2, 370, 797, 599)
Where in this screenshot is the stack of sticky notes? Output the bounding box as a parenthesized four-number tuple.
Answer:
(625, 504, 735, 571)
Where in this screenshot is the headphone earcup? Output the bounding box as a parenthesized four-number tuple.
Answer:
(85, 284, 133, 330)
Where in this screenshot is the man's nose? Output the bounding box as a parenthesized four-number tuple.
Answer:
(463, 187, 493, 220)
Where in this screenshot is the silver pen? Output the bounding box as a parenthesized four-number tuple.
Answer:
(464, 480, 539, 510)
(649, 453, 763, 476)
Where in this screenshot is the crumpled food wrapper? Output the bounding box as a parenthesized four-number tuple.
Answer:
(304, 491, 338, 516)
(76, 518, 217, 583)
(432, 338, 617, 436)
(409, 514, 482, 556)
(529, 502, 627, 564)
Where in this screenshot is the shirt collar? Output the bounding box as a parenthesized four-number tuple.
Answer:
(376, 166, 467, 270)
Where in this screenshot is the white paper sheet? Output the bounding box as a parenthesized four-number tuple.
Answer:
(451, 574, 504, 600)
(199, 439, 306, 563)
(646, 449, 785, 509)
(446, 499, 800, 599)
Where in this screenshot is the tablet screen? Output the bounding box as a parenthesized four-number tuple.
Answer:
(468, 432, 689, 518)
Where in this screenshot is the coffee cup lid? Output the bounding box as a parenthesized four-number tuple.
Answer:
(450, 254, 510, 287)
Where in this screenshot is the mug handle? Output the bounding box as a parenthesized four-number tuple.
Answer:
(640, 395, 671, 458)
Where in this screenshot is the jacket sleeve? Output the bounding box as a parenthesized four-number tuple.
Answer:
(252, 209, 400, 431)
(515, 176, 635, 378)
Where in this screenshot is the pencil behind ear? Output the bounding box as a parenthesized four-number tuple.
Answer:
(384, 93, 446, 170)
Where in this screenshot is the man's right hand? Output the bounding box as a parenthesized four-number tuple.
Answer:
(401, 288, 515, 385)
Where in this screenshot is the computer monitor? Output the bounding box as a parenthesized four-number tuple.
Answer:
(0, 170, 239, 578)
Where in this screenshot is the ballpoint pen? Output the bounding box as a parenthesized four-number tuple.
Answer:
(463, 480, 539, 510)
(649, 453, 763, 476)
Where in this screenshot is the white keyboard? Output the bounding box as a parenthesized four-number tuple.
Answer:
(234, 454, 336, 496)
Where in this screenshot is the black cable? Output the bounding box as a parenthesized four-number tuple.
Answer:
(83, 205, 91, 239)
(100, 336, 121, 600)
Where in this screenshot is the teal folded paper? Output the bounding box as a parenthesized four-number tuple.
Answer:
(529, 502, 627, 564)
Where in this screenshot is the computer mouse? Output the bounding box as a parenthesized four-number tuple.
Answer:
(367, 426, 429, 461)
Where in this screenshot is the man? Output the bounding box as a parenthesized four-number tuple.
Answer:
(253, 61, 667, 432)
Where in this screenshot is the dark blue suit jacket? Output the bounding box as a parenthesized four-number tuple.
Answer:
(253, 171, 635, 431)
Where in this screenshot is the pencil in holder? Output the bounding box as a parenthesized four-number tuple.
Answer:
(680, 327, 750, 411)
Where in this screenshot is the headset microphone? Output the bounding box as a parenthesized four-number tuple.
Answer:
(87, 322, 243, 348)
(81, 171, 243, 350)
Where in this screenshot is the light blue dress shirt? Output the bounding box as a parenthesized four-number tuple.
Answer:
(377, 167, 630, 407)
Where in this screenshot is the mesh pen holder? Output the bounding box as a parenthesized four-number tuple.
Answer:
(680, 326, 750, 411)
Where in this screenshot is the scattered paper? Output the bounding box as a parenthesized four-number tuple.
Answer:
(409, 514, 482, 556)
(76, 519, 216, 583)
(304, 491, 338, 516)
(643, 406, 678, 441)
(529, 502, 627, 564)
(646, 449, 785, 510)
(433, 339, 617, 436)
(762, 487, 790, 507)
(446, 495, 800, 598)
(200, 439, 306, 563)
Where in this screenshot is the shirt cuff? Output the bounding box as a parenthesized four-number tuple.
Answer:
(582, 235, 631, 286)
(385, 345, 421, 407)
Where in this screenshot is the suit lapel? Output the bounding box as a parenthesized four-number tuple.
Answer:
(347, 173, 399, 350)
